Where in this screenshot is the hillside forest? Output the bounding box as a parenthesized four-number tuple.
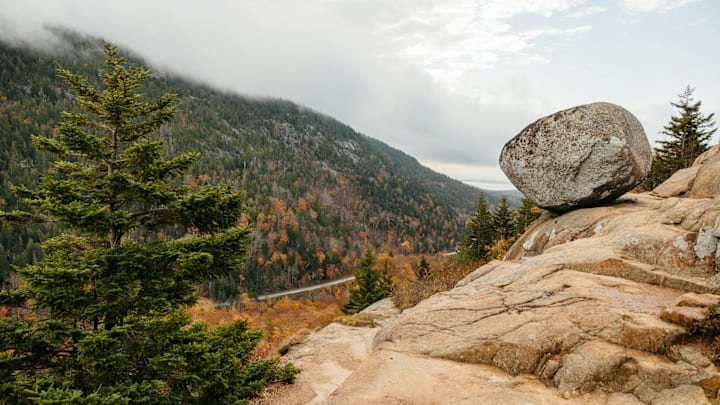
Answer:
(0, 32, 519, 301)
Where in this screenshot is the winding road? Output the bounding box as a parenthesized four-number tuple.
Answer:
(253, 251, 455, 301)
(255, 274, 356, 300)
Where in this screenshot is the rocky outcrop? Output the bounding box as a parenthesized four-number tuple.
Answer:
(653, 146, 720, 199)
(499, 102, 652, 212)
(267, 145, 720, 404)
(254, 299, 594, 405)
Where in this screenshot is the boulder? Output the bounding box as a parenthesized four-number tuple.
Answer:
(500, 102, 652, 212)
(653, 145, 720, 198)
(688, 145, 720, 198)
(651, 166, 697, 198)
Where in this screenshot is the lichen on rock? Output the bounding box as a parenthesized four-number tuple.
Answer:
(499, 102, 652, 213)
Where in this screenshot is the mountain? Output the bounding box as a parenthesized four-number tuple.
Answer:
(0, 31, 507, 298)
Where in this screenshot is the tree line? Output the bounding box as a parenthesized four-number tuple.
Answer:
(457, 195, 541, 263)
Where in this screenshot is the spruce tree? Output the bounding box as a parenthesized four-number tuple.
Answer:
(414, 255, 431, 280)
(644, 86, 717, 189)
(513, 198, 541, 237)
(458, 194, 495, 261)
(341, 248, 393, 314)
(491, 196, 514, 241)
(0, 43, 298, 403)
(378, 260, 395, 297)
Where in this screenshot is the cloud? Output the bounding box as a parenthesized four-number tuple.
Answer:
(620, 0, 703, 13)
(421, 162, 514, 190)
(377, 0, 593, 90)
(1, 0, 572, 170)
(567, 6, 607, 17)
(4, 0, 712, 187)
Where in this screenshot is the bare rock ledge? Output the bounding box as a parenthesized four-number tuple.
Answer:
(260, 145, 720, 405)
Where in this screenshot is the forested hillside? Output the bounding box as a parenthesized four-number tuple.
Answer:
(0, 31, 507, 298)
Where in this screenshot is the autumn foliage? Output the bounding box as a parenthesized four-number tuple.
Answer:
(188, 286, 348, 356)
(190, 252, 429, 354)
(393, 255, 481, 310)
(188, 253, 479, 354)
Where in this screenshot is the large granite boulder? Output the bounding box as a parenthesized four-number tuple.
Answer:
(500, 102, 652, 213)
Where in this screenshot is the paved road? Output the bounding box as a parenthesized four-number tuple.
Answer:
(252, 252, 456, 301)
(255, 274, 356, 300)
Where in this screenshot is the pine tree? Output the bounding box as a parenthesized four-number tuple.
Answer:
(414, 255, 431, 280)
(378, 259, 395, 297)
(491, 196, 514, 241)
(341, 248, 393, 314)
(513, 198, 541, 237)
(644, 86, 717, 189)
(458, 194, 495, 261)
(0, 43, 298, 403)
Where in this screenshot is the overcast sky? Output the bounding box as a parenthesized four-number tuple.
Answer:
(1, 0, 718, 189)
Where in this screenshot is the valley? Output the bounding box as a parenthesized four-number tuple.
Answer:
(0, 32, 514, 300)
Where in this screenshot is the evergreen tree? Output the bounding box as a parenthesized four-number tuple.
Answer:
(491, 196, 514, 241)
(414, 255, 431, 280)
(513, 198, 541, 237)
(378, 259, 395, 297)
(0, 43, 298, 403)
(341, 248, 393, 314)
(644, 86, 717, 189)
(458, 194, 495, 261)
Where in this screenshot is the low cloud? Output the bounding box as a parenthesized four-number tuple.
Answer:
(0, 0, 559, 170)
(378, 0, 593, 90)
(421, 162, 514, 190)
(1, 0, 715, 185)
(620, 0, 703, 13)
(568, 6, 607, 17)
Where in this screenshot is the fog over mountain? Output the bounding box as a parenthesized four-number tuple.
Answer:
(1, 0, 718, 189)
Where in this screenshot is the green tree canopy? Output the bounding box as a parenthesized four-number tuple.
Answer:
(644, 86, 717, 189)
(0, 43, 298, 403)
(513, 198, 541, 237)
(341, 248, 394, 314)
(491, 196, 514, 241)
(458, 193, 495, 261)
